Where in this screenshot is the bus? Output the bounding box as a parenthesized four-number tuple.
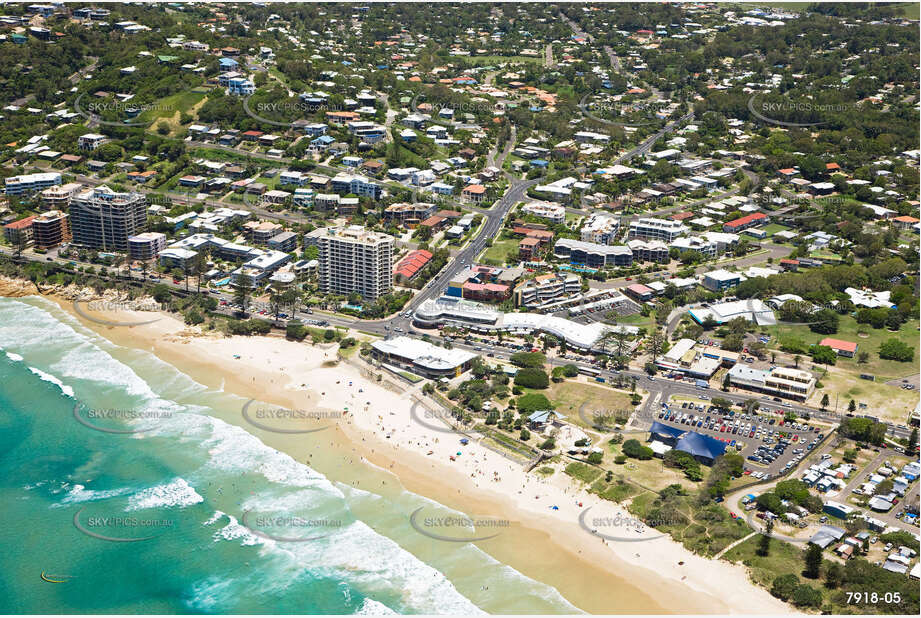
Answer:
(578, 366, 601, 377)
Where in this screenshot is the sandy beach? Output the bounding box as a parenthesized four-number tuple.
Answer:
(28, 288, 794, 615)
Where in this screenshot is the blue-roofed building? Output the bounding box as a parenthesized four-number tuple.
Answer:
(531, 159, 549, 168)
(649, 421, 685, 444)
(674, 432, 727, 466)
(648, 422, 727, 465)
(219, 57, 239, 70)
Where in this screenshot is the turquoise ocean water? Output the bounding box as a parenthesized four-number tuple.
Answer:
(0, 296, 579, 614)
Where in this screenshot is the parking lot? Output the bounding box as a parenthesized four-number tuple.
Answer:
(657, 398, 825, 479)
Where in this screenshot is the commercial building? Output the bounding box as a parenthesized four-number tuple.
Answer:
(727, 365, 816, 402)
(31, 210, 71, 250)
(128, 232, 167, 261)
(656, 338, 737, 378)
(413, 296, 615, 352)
(69, 186, 148, 251)
(370, 336, 478, 379)
(317, 226, 394, 300)
(688, 299, 776, 326)
(628, 217, 688, 242)
(553, 238, 633, 268)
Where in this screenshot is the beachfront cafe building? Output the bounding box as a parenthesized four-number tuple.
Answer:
(370, 336, 478, 379)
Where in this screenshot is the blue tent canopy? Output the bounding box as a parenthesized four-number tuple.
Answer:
(649, 421, 685, 440)
(675, 432, 727, 464)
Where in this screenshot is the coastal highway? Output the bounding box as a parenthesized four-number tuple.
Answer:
(1, 244, 913, 442)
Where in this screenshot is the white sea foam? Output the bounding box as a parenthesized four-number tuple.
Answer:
(127, 478, 204, 511)
(356, 598, 398, 615)
(55, 483, 134, 506)
(0, 298, 558, 615)
(5, 351, 23, 362)
(27, 366, 75, 398)
(186, 576, 237, 612)
(205, 511, 263, 547)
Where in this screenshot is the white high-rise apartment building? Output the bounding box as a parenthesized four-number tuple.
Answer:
(317, 226, 394, 300)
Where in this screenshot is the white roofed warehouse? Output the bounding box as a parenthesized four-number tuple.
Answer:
(370, 336, 478, 379)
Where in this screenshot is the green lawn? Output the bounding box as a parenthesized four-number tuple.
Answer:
(721, 533, 811, 590)
(763, 223, 790, 236)
(763, 316, 919, 380)
(761, 315, 919, 422)
(480, 237, 519, 264)
(138, 90, 208, 130)
(564, 462, 603, 484)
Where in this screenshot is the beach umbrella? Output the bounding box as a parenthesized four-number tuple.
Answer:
(456, 452, 462, 456)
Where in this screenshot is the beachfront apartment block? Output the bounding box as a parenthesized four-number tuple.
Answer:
(3, 216, 35, 247)
(317, 226, 394, 300)
(628, 217, 688, 242)
(4, 172, 62, 195)
(41, 182, 83, 210)
(69, 186, 148, 251)
(580, 213, 620, 245)
(727, 365, 816, 402)
(31, 210, 71, 250)
(128, 232, 167, 261)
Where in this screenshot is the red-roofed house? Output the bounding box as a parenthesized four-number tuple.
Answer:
(394, 249, 433, 282)
(462, 184, 487, 203)
(779, 258, 800, 271)
(826, 162, 841, 172)
(671, 211, 694, 222)
(892, 215, 920, 231)
(419, 215, 447, 231)
(777, 168, 798, 181)
(723, 212, 768, 233)
(518, 236, 542, 260)
(819, 338, 858, 357)
(624, 283, 654, 302)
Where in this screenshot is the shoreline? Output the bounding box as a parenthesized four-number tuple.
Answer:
(0, 281, 795, 615)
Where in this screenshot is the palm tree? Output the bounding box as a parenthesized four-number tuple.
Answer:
(793, 354, 801, 368)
